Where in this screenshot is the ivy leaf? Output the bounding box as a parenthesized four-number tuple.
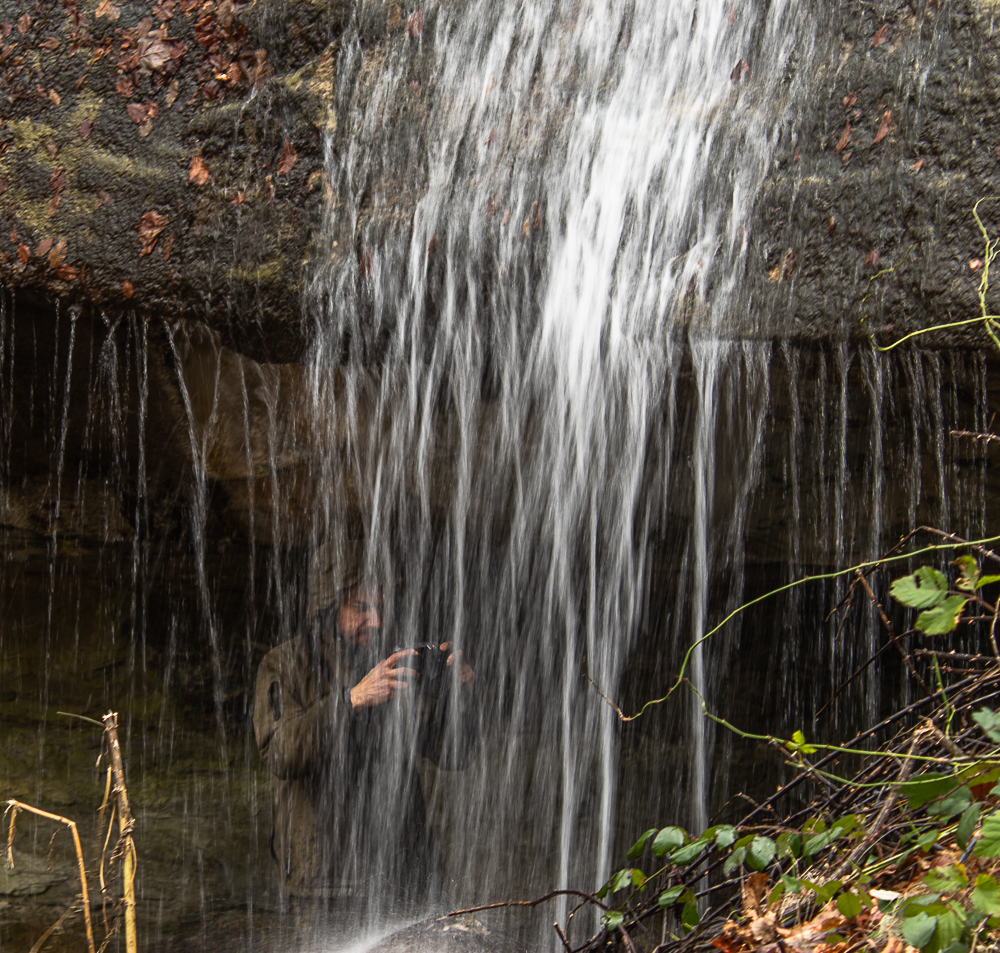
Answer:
(681, 900, 700, 932)
(901, 912, 937, 949)
(628, 829, 657, 860)
(890, 567, 949, 608)
(724, 846, 747, 875)
(714, 825, 737, 848)
(652, 827, 685, 856)
(747, 836, 777, 871)
(915, 595, 968, 635)
(973, 874, 1000, 917)
(973, 709, 1000, 744)
(658, 885, 684, 909)
(671, 838, 709, 865)
(974, 812, 1000, 858)
(958, 803, 982, 849)
(954, 555, 980, 592)
(837, 891, 863, 919)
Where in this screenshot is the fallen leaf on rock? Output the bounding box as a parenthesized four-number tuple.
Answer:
(56, 263, 77, 281)
(742, 872, 769, 917)
(794, 145, 801, 161)
(731, 58, 750, 82)
(139, 33, 174, 72)
(873, 109, 891, 144)
(122, 279, 134, 298)
(47, 240, 66, 269)
(138, 121, 153, 137)
(78, 118, 93, 140)
(151, 1, 175, 20)
(39, 37, 60, 51)
(42, 140, 58, 159)
(407, 9, 423, 36)
(387, 4, 401, 29)
(161, 234, 173, 261)
(136, 210, 168, 255)
(16, 14, 29, 33)
(769, 248, 796, 282)
(908, 157, 924, 171)
(0, 22, 11, 39)
(35, 238, 53, 258)
(865, 248, 881, 267)
(189, 155, 210, 184)
(48, 88, 61, 106)
(50, 168, 66, 193)
(835, 123, 852, 153)
(46, 194, 61, 218)
(95, 0, 120, 19)
(126, 102, 148, 122)
(872, 23, 890, 47)
(843, 91, 858, 108)
(971, 259, 983, 271)
(231, 190, 244, 204)
(116, 76, 134, 97)
(277, 139, 297, 175)
(165, 79, 180, 107)
(359, 245, 374, 277)
(16, 244, 28, 263)
(827, 216, 836, 236)
(95, 189, 112, 208)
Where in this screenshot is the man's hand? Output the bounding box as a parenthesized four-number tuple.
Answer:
(349, 650, 417, 709)
(440, 643, 475, 686)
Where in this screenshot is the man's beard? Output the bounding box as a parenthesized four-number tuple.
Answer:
(344, 627, 387, 678)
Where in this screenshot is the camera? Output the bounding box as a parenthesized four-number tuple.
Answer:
(399, 643, 449, 698)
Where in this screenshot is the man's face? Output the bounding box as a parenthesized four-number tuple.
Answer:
(335, 585, 384, 649)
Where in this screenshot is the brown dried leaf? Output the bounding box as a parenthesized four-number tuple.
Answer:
(16, 14, 29, 34)
(872, 23, 890, 46)
(47, 240, 66, 269)
(407, 9, 423, 36)
(46, 194, 61, 218)
(387, 4, 401, 29)
(231, 190, 244, 205)
(277, 139, 297, 175)
(359, 245, 374, 277)
(835, 123, 852, 153)
(0, 22, 11, 39)
(138, 120, 153, 137)
(116, 76, 134, 97)
(742, 872, 769, 918)
(42, 139, 58, 159)
(909, 157, 925, 172)
(122, 279, 134, 298)
(139, 35, 174, 72)
(970, 259, 983, 271)
(161, 233, 173, 261)
(16, 243, 29, 263)
(126, 102, 148, 122)
(50, 168, 66, 193)
(136, 209, 168, 255)
(873, 109, 891, 144)
(35, 238, 53, 258)
(39, 37, 60, 51)
(56, 263, 77, 281)
(189, 155, 210, 185)
(165, 79, 180, 107)
(95, 0, 120, 19)
(843, 91, 858, 108)
(793, 145, 801, 161)
(151, 1, 175, 20)
(78, 118, 93, 140)
(730, 58, 750, 82)
(96, 189, 112, 208)
(827, 216, 836, 236)
(865, 248, 881, 267)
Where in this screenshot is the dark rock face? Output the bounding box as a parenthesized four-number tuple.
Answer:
(754, 0, 1000, 347)
(2, 0, 998, 357)
(367, 916, 521, 953)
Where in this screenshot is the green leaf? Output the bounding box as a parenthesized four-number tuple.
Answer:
(891, 567, 950, 608)
(658, 885, 684, 909)
(723, 846, 746, 875)
(832, 814, 862, 834)
(813, 880, 843, 905)
(652, 827, 686, 856)
(923, 865, 969, 892)
(837, 891, 863, 919)
(602, 911, 624, 931)
(915, 595, 968, 635)
(917, 829, 940, 850)
(902, 912, 938, 949)
(933, 910, 967, 952)
(777, 832, 802, 858)
(976, 574, 1000, 589)
(628, 829, 658, 860)
(974, 813, 1000, 858)
(631, 869, 647, 890)
(681, 901, 700, 932)
(768, 882, 786, 906)
(958, 803, 982, 849)
(928, 785, 972, 819)
(973, 875, 1000, 917)
(786, 729, 817, 755)
(714, 825, 737, 848)
(954, 555, 980, 592)
(803, 829, 835, 856)
(747, 836, 777, 871)
(596, 881, 610, 901)
(973, 709, 1000, 745)
(781, 873, 802, 893)
(671, 839, 709, 865)
(901, 774, 955, 810)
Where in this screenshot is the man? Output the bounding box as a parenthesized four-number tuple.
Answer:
(253, 541, 476, 906)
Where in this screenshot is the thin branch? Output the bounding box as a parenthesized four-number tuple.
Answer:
(448, 889, 609, 917)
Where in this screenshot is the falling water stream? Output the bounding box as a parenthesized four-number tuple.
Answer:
(0, 0, 998, 951)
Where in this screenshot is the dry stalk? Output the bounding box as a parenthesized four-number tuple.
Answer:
(103, 711, 137, 953)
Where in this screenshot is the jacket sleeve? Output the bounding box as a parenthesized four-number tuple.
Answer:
(253, 646, 353, 781)
(419, 691, 478, 771)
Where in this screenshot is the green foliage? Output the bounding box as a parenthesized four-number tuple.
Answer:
(973, 708, 1000, 744)
(891, 567, 951, 608)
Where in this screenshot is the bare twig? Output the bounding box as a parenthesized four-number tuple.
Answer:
(448, 889, 610, 917)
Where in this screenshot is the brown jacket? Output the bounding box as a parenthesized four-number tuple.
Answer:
(254, 632, 470, 898)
